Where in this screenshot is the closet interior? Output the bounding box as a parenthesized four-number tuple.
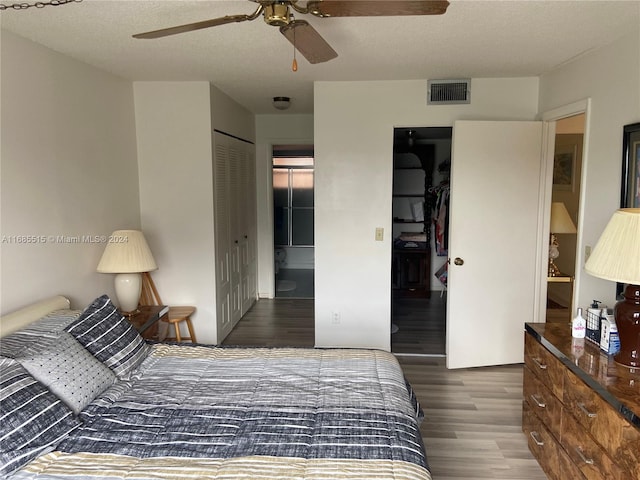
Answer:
(391, 127, 452, 355)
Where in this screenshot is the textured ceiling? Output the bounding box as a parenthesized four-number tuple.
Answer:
(1, 0, 638, 114)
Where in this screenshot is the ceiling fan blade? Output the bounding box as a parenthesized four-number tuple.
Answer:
(280, 20, 338, 64)
(307, 0, 449, 17)
(133, 14, 253, 39)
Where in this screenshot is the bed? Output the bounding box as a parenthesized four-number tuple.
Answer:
(0, 295, 430, 480)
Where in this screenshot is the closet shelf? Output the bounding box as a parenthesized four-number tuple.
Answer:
(393, 219, 423, 224)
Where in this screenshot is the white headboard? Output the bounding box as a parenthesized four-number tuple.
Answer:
(0, 296, 71, 338)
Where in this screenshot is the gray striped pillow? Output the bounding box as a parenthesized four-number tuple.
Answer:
(0, 309, 82, 358)
(0, 357, 80, 476)
(65, 295, 149, 379)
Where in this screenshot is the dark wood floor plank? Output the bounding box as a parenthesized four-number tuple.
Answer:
(392, 296, 446, 355)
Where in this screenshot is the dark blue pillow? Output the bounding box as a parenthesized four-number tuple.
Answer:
(65, 295, 149, 379)
(0, 358, 80, 476)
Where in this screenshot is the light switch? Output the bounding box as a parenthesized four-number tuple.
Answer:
(375, 227, 384, 241)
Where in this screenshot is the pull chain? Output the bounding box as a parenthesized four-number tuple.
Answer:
(0, 0, 81, 10)
(292, 24, 298, 72)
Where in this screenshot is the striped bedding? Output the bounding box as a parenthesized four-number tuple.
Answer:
(13, 344, 430, 480)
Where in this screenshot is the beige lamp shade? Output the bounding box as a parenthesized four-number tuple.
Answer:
(585, 208, 640, 367)
(97, 230, 157, 274)
(585, 208, 640, 284)
(97, 230, 157, 314)
(550, 202, 577, 234)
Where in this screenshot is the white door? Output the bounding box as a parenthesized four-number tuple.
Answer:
(213, 133, 232, 340)
(447, 121, 543, 369)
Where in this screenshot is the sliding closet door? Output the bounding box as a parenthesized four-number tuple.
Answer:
(214, 133, 232, 339)
(214, 131, 258, 341)
(240, 143, 257, 314)
(447, 121, 543, 369)
(228, 144, 242, 323)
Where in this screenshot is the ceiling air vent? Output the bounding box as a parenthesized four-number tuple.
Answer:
(427, 79, 470, 105)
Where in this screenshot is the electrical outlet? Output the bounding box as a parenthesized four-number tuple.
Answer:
(375, 227, 384, 241)
(331, 311, 341, 324)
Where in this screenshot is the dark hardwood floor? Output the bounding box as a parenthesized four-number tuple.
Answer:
(222, 298, 546, 480)
(392, 295, 446, 355)
(222, 298, 314, 347)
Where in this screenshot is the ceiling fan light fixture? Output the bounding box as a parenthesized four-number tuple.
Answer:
(273, 96, 291, 110)
(264, 2, 291, 26)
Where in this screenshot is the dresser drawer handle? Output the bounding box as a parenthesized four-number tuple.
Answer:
(530, 394, 546, 408)
(529, 431, 544, 446)
(577, 402, 597, 418)
(574, 446, 595, 465)
(532, 358, 547, 370)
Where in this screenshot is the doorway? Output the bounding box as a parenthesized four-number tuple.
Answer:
(546, 113, 585, 323)
(391, 127, 452, 355)
(272, 145, 315, 299)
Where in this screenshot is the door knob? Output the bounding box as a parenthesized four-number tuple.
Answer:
(454, 257, 464, 266)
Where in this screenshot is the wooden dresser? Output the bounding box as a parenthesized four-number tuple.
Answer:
(523, 323, 640, 479)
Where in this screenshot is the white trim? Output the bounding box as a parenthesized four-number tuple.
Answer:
(541, 99, 590, 122)
(538, 98, 592, 322)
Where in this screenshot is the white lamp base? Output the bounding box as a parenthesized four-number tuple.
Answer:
(113, 273, 142, 315)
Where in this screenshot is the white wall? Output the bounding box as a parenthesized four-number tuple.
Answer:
(314, 78, 540, 350)
(255, 114, 314, 298)
(539, 28, 640, 310)
(134, 82, 216, 342)
(210, 85, 256, 141)
(135, 82, 254, 344)
(0, 31, 140, 314)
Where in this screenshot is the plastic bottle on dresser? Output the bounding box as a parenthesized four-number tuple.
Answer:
(572, 307, 586, 339)
(606, 308, 621, 355)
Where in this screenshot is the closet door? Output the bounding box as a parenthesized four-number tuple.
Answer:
(239, 144, 257, 314)
(214, 132, 258, 340)
(228, 143, 242, 323)
(447, 120, 543, 369)
(213, 133, 232, 339)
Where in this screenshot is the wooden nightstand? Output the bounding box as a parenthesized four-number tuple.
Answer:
(125, 305, 168, 340)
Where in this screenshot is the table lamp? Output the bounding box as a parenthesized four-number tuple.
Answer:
(585, 208, 640, 367)
(97, 230, 157, 315)
(548, 202, 577, 277)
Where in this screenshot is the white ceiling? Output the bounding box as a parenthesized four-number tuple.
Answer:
(2, 0, 638, 114)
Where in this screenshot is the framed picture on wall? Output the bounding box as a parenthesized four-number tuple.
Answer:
(553, 144, 577, 192)
(617, 122, 640, 298)
(621, 122, 640, 208)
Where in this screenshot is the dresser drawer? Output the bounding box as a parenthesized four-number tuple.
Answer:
(523, 366, 562, 440)
(563, 367, 640, 477)
(525, 333, 564, 398)
(556, 441, 587, 480)
(560, 409, 626, 480)
(523, 400, 560, 480)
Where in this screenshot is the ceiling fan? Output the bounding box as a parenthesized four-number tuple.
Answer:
(133, 1, 449, 66)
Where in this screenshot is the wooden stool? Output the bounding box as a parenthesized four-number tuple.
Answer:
(139, 272, 197, 343)
(162, 306, 197, 343)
